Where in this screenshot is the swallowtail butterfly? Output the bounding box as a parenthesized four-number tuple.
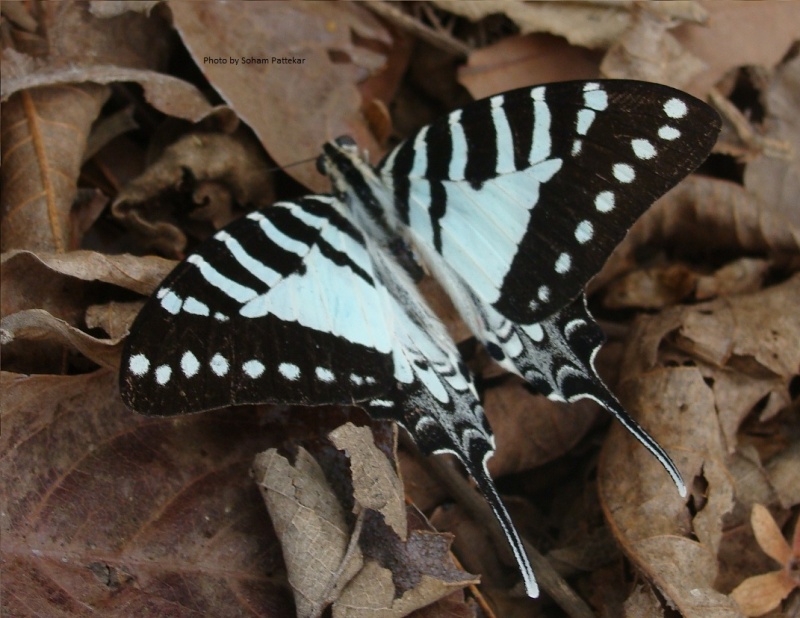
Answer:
(120, 80, 721, 598)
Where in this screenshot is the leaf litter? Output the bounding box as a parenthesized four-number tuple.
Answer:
(2, 1, 799, 617)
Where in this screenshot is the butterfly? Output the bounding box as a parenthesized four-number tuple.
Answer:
(120, 80, 721, 597)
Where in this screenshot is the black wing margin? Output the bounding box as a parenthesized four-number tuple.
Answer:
(120, 196, 395, 416)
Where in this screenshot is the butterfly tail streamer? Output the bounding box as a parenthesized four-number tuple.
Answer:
(464, 456, 539, 598)
(577, 377, 687, 498)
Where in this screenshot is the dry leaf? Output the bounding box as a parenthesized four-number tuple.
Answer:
(254, 424, 477, 617)
(743, 51, 800, 229)
(0, 84, 110, 252)
(0, 308, 123, 369)
(674, 1, 800, 95)
(459, 34, 600, 99)
(1, 369, 294, 617)
(730, 504, 800, 616)
(482, 379, 600, 478)
(595, 176, 800, 293)
(253, 448, 363, 618)
(329, 424, 407, 540)
(170, 2, 392, 192)
(601, 7, 706, 88)
(436, 1, 637, 50)
(112, 131, 275, 255)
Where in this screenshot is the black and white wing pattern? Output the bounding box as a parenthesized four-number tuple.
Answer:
(377, 80, 720, 324)
(120, 195, 395, 414)
(365, 244, 538, 596)
(121, 79, 720, 599)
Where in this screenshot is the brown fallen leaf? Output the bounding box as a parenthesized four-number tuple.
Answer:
(730, 504, 800, 616)
(458, 34, 600, 99)
(253, 447, 363, 618)
(436, 1, 643, 50)
(601, 6, 706, 89)
(743, 50, 800, 229)
(595, 176, 800, 294)
(1, 369, 295, 617)
(112, 130, 275, 256)
(0, 308, 123, 370)
(0, 84, 110, 252)
(253, 423, 477, 617)
(329, 424, 407, 540)
(170, 2, 393, 192)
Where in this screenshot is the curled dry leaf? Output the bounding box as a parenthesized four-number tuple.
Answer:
(1, 250, 173, 373)
(730, 504, 800, 616)
(595, 176, 800, 293)
(113, 131, 275, 255)
(1, 250, 175, 315)
(0, 308, 123, 370)
(253, 448, 363, 618)
(437, 0, 643, 50)
(170, 1, 392, 192)
(674, 1, 800, 95)
(458, 34, 600, 100)
(329, 424, 407, 540)
(0, 83, 110, 252)
(0, 369, 295, 617)
(254, 423, 477, 617)
(743, 51, 800, 229)
(601, 7, 706, 90)
(599, 275, 800, 616)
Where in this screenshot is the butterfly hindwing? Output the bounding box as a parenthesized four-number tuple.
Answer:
(120, 196, 395, 415)
(379, 80, 721, 324)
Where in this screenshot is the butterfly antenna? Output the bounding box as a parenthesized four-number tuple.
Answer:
(464, 457, 539, 598)
(578, 377, 687, 497)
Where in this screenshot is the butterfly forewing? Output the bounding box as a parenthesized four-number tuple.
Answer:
(120, 196, 395, 415)
(379, 80, 721, 324)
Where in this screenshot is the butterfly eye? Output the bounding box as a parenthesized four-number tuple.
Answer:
(333, 135, 359, 156)
(315, 153, 328, 176)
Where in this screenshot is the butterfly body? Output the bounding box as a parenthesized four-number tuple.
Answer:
(121, 80, 721, 598)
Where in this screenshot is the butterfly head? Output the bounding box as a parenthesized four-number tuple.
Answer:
(316, 135, 360, 179)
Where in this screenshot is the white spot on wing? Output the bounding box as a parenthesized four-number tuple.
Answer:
(214, 312, 229, 322)
(243, 360, 265, 378)
(183, 296, 210, 316)
(524, 323, 544, 342)
(315, 367, 335, 383)
(129, 354, 149, 376)
(278, 362, 300, 381)
(575, 220, 593, 243)
(659, 125, 680, 140)
(576, 109, 595, 135)
(155, 364, 172, 385)
(583, 84, 608, 111)
(595, 191, 615, 213)
(370, 399, 393, 408)
(613, 163, 635, 183)
(555, 252, 571, 274)
(210, 353, 229, 376)
(181, 351, 200, 377)
(664, 97, 688, 118)
(632, 138, 656, 160)
(571, 139, 582, 156)
(160, 290, 182, 315)
(537, 285, 550, 302)
(350, 374, 364, 385)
